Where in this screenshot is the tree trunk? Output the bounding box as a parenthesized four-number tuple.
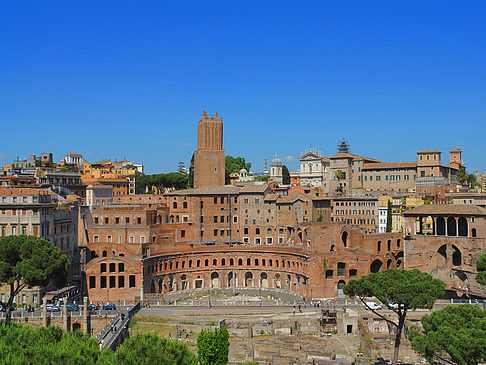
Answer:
(392, 315, 405, 365)
(5, 283, 16, 323)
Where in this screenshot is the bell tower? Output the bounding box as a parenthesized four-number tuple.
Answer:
(194, 110, 225, 188)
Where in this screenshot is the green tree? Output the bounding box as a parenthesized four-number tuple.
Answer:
(476, 253, 486, 286)
(386, 200, 393, 233)
(177, 161, 185, 174)
(467, 173, 481, 189)
(225, 156, 251, 175)
(0, 235, 69, 322)
(0, 322, 112, 364)
(335, 170, 344, 180)
(343, 269, 445, 365)
(456, 167, 468, 184)
(116, 333, 197, 365)
(316, 214, 323, 222)
(197, 326, 229, 365)
(408, 304, 486, 365)
(282, 165, 290, 185)
(188, 154, 195, 188)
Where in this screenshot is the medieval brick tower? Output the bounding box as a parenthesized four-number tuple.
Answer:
(194, 110, 225, 188)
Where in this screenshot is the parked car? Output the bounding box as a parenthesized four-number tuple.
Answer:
(103, 303, 116, 310)
(87, 304, 99, 311)
(46, 304, 61, 312)
(364, 301, 382, 310)
(66, 304, 79, 312)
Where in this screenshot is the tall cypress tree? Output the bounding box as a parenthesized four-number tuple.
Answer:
(386, 199, 393, 233)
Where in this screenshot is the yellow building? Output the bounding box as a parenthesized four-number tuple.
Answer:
(81, 174, 129, 196)
(391, 195, 423, 233)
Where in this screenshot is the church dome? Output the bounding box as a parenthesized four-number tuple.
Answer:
(271, 153, 282, 166)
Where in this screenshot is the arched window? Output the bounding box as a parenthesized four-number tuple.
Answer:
(269, 259, 273, 266)
(189, 260, 192, 268)
(213, 259, 217, 266)
(472, 228, 477, 237)
(196, 259, 200, 267)
(377, 241, 382, 252)
(205, 259, 209, 266)
(221, 258, 226, 266)
(247, 258, 251, 266)
(387, 240, 391, 251)
(230, 258, 234, 265)
(238, 258, 243, 266)
(102, 250, 107, 257)
(262, 259, 266, 266)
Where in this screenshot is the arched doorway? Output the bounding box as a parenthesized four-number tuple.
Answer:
(227, 272, 235, 287)
(181, 275, 188, 290)
(244, 272, 253, 287)
(458, 217, 468, 237)
(211, 272, 220, 288)
(286, 274, 291, 290)
(337, 280, 346, 298)
(260, 272, 269, 288)
(158, 279, 163, 293)
(273, 274, 281, 288)
(447, 217, 457, 236)
(436, 217, 445, 235)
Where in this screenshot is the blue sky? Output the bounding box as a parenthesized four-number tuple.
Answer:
(1, 2, 485, 174)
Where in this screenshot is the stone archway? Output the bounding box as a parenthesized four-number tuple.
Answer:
(447, 217, 457, 236)
(181, 275, 189, 290)
(458, 217, 468, 237)
(245, 272, 253, 287)
(370, 259, 383, 273)
(337, 280, 346, 298)
(436, 217, 445, 235)
(273, 274, 281, 289)
(452, 245, 462, 266)
(211, 272, 220, 288)
(260, 272, 269, 288)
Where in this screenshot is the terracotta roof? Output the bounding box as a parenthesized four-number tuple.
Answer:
(277, 191, 308, 204)
(264, 193, 279, 201)
(0, 187, 49, 196)
(362, 162, 417, 170)
(239, 184, 270, 194)
(329, 153, 381, 163)
(417, 149, 441, 154)
(403, 204, 486, 216)
(449, 148, 462, 152)
(168, 185, 241, 196)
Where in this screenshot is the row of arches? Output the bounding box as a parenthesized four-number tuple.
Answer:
(145, 255, 307, 276)
(149, 270, 308, 295)
(414, 216, 475, 237)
